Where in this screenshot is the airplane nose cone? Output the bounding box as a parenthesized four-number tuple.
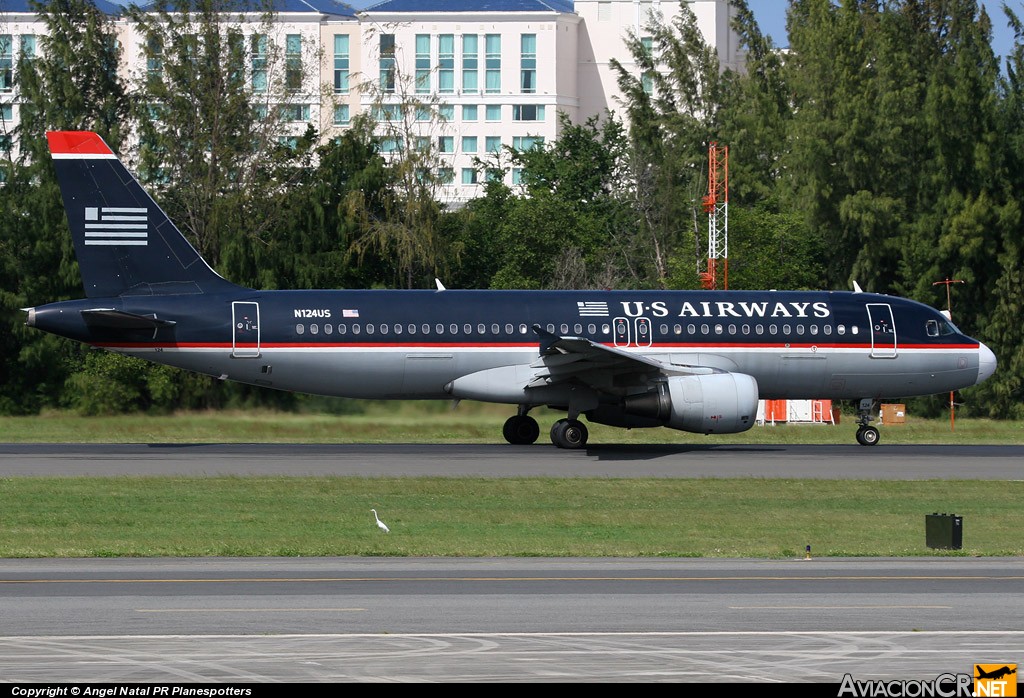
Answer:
(976, 342, 997, 385)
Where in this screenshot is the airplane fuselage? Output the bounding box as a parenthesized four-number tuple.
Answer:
(28, 288, 988, 403)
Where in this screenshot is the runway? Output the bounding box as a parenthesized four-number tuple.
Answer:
(1, 557, 1022, 683)
(1, 442, 1023, 478)
(1, 443, 1021, 683)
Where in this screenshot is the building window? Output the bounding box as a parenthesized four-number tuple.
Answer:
(462, 34, 478, 93)
(513, 105, 545, 121)
(375, 104, 400, 121)
(19, 35, 35, 60)
(485, 168, 502, 182)
(511, 167, 523, 185)
(438, 136, 454, 153)
(251, 34, 267, 93)
(333, 104, 350, 126)
(520, 34, 536, 94)
(416, 107, 431, 122)
(415, 34, 430, 93)
(333, 34, 350, 93)
(641, 37, 655, 95)
(513, 135, 544, 150)
(145, 34, 163, 85)
(380, 34, 396, 93)
(438, 104, 454, 121)
(0, 104, 12, 122)
(438, 167, 454, 183)
(281, 104, 310, 122)
(462, 167, 478, 184)
(462, 105, 478, 121)
(485, 34, 501, 93)
(1, 35, 14, 93)
(486, 104, 501, 121)
(485, 136, 502, 153)
(379, 137, 400, 153)
(415, 136, 430, 151)
(462, 136, 477, 153)
(285, 34, 302, 92)
(438, 34, 455, 93)
(278, 136, 299, 149)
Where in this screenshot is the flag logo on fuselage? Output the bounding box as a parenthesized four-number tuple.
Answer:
(83, 207, 148, 246)
(577, 301, 609, 317)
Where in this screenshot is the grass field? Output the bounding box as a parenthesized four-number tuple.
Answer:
(0, 406, 1020, 559)
(0, 402, 1022, 445)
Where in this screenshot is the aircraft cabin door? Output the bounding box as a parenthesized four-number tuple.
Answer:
(634, 317, 652, 347)
(232, 301, 260, 358)
(866, 303, 897, 358)
(613, 317, 631, 347)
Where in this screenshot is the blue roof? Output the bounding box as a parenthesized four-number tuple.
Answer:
(134, 0, 356, 16)
(0, 0, 124, 13)
(364, 0, 573, 13)
(0, 0, 355, 15)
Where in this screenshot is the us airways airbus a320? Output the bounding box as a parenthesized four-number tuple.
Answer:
(25, 131, 996, 448)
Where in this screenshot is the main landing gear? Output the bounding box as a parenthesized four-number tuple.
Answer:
(502, 407, 589, 449)
(855, 398, 880, 446)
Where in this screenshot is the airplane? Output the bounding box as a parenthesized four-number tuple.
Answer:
(24, 131, 997, 449)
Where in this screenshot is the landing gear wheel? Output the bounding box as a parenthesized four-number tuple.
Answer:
(550, 419, 589, 449)
(856, 425, 880, 446)
(502, 415, 540, 445)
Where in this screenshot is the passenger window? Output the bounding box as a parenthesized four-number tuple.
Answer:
(755, 324, 764, 335)
(701, 324, 709, 335)
(408, 324, 416, 334)
(810, 325, 818, 335)
(296, 324, 305, 335)
(324, 324, 333, 335)
(783, 324, 792, 335)
(450, 324, 458, 334)
(573, 323, 582, 334)
(851, 326, 859, 335)
(674, 324, 682, 335)
(560, 323, 569, 334)
(687, 324, 696, 335)
(796, 324, 804, 335)
(465, 324, 472, 334)
(478, 323, 486, 334)
(508, 323, 516, 334)
(838, 325, 845, 335)
(728, 324, 736, 335)
(742, 324, 750, 335)
(521, 324, 529, 334)
(338, 324, 347, 335)
(352, 324, 361, 335)
(422, 324, 430, 334)
(394, 324, 402, 335)
(602, 324, 610, 334)
(310, 324, 319, 335)
(823, 325, 832, 335)
(660, 324, 669, 335)
(714, 324, 723, 335)
(491, 323, 500, 334)
(380, 324, 388, 334)
(588, 323, 596, 334)
(366, 324, 375, 334)
(547, 323, 555, 333)
(769, 325, 777, 335)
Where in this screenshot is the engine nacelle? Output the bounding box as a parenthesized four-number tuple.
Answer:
(621, 373, 759, 434)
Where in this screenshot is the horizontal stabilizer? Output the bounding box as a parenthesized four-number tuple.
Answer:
(81, 308, 176, 330)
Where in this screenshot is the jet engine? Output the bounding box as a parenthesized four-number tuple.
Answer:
(618, 373, 759, 434)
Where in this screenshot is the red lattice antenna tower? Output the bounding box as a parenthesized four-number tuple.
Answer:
(699, 142, 728, 290)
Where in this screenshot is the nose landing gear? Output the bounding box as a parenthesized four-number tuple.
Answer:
(855, 398, 880, 446)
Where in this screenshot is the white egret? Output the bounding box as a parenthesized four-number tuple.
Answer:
(371, 509, 390, 533)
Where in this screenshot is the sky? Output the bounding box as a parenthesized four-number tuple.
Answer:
(747, 0, 1020, 59)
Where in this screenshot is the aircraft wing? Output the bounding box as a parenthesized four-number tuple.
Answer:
(527, 324, 715, 390)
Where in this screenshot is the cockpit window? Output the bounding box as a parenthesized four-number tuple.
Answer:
(927, 319, 958, 337)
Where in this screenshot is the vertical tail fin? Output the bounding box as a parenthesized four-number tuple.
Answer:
(46, 131, 242, 298)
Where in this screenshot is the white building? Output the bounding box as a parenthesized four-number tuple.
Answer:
(1, 0, 741, 201)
